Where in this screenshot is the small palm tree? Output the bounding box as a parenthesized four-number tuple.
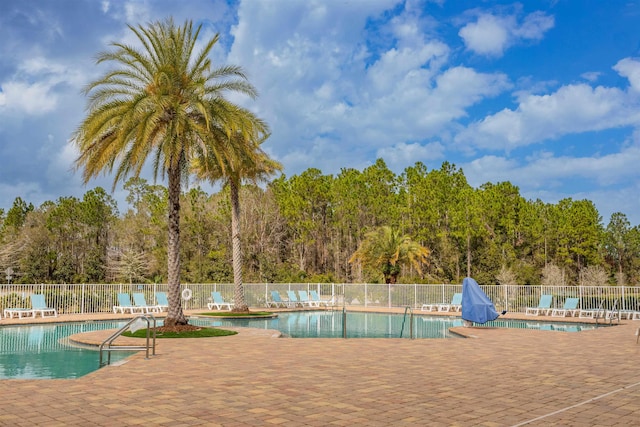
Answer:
(349, 226, 429, 284)
(194, 131, 281, 312)
(72, 18, 260, 327)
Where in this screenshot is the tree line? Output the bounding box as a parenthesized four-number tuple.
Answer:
(1, 158, 637, 287)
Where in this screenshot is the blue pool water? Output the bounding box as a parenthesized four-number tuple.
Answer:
(191, 311, 600, 339)
(0, 321, 133, 379)
(0, 313, 600, 379)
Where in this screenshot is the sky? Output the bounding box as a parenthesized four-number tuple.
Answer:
(1, 0, 640, 225)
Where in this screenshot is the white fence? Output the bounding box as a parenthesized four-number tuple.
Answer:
(1, 283, 640, 315)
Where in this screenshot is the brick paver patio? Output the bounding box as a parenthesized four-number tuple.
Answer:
(1, 309, 639, 426)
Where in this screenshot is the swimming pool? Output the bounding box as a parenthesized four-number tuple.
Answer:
(0, 313, 601, 379)
(192, 311, 600, 339)
(0, 321, 133, 379)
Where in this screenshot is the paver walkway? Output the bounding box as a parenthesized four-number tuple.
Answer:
(1, 310, 640, 426)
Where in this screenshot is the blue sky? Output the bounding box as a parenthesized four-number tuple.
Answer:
(1, 0, 640, 225)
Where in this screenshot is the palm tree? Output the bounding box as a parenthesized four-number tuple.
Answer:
(194, 131, 282, 312)
(349, 226, 429, 284)
(71, 18, 260, 327)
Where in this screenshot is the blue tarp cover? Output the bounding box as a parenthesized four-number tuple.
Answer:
(461, 277, 500, 324)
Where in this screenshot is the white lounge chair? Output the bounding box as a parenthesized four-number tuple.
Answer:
(525, 294, 553, 316)
(618, 309, 637, 320)
(578, 307, 604, 318)
(286, 290, 303, 307)
(309, 290, 333, 307)
(133, 292, 161, 313)
(31, 294, 57, 318)
(297, 290, 317, 307)
(551, 297, 580, 317)
(207, 291, 234, 310)
(155, 291, 169, 311)
(113, 292, 145, 314)
(267, 290, 288, 308)
(3, 307, 34, 319)
(422, 293, 462, 312)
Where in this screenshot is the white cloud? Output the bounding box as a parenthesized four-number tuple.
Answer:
(456, 83, 640, 150)
(0, 180, 52, 211)
(224, 0, 515, 177)
(586, 184, 640, 224)
(613, 57, 640, 92)
(522, 143, 640, 188)
(513, 11, 555, 40)
(581, 71, 601, 82)
(459, 11, 554, 57)
(0, 81, 58, 114)
(3, 0, 638, 226)
(463, 155, 519, 187)
(0, 55, 88, 116)
(459, 14, 510, 56)
(433, 66, 510, 110)
(377, 141, 445, 171)
(366, 41, 449, 94)
(463, 139, 640, 224)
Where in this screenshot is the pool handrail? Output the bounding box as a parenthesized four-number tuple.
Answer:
(99, 314, 156, 366)
(400, 306, 414, 339)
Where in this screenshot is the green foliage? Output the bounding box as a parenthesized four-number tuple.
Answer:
(4, 197, 34, 230)
(0, 157, 636, 285)
(349, 226, 429, 284)
(198, 311, 272, 317)
(305, 273, 337, 283)
(70, 18, 270, 326)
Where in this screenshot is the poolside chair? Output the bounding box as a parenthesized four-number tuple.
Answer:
(421, 293, 462, 312)
(155, 292, 169, 312)
(31, 294, 57, 318)
(3, 307, 34, 319)
(551, 297, 580, 317)
(207, 291, 234, 310)
(133, 292, 160, 313)
(113, 292, 145, 314)
(267, 290, 288, 308)
(613, 300, 639, 320)
(525, 294, 553, 316)
(421, 300, 439, 312)
(578, 307, 603, 319)
(309, 290, 333, 307)
(579, 298, 618, 319)
(286, 290, 303, 308)
(440, 292, 462, 312)
(617, 308, 637, 320)
(297, 290, 317, 307)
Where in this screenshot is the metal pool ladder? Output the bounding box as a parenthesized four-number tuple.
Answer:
(596, 299, 619, 325)
(99, 314, 157, 367)
(400, 306, 414, 339)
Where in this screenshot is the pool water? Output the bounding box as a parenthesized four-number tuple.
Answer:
(191, 311, 600, 339)
(0, 321, 133, 379)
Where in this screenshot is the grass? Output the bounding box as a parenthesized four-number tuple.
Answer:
(123, 327, 238, 339)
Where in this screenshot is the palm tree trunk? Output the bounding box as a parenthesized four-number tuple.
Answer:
(165, 163, 188, 327)
(230, 178, 249, 312)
